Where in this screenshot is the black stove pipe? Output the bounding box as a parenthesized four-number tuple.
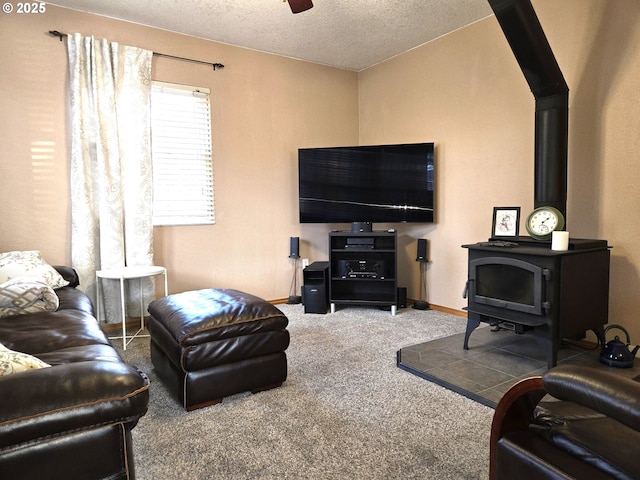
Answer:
(488, 0, 569, 221)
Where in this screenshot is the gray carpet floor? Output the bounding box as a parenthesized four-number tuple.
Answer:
(116, 304, 493, 479)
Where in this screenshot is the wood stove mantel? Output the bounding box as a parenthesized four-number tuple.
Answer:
(462, 237, 610, 369)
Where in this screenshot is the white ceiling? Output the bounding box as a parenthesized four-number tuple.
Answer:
(46, 0, 494, 71)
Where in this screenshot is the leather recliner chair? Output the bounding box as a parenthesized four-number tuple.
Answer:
(490, 364, 640, 479)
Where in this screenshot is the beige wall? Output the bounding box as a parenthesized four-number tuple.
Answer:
(0, 5, 358, 302)
(2, 1, 639, 342)
(359, 0, 640, 341)
(359, 11, 534, 315)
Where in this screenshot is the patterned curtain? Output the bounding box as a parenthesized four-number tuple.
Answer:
(67, 34, 154, 323)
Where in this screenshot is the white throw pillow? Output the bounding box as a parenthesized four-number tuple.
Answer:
(0, 250, 69, 289)
(0, 343, 51, 375)
(0, 277, 59, 318)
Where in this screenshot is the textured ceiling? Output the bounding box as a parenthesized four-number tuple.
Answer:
(46, 0, 494, 71)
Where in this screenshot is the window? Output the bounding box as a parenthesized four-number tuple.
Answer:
(150, 81, 214, 226)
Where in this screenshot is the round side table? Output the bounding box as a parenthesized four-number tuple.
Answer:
(96, 265, 168, 350)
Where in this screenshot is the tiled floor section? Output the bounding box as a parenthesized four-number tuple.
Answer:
(397, 326, 640, 408)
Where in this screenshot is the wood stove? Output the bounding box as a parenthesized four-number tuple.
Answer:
(463, 238, 610, 368)
(460, 1, 613, 368)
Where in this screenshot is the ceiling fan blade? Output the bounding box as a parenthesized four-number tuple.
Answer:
(288, 0, 313, 14)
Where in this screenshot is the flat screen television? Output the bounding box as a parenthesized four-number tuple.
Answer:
(298, 143, 435, 224)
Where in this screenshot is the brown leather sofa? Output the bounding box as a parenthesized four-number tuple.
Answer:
(490, 364, 640, 479)
(0, 266, 150, 480)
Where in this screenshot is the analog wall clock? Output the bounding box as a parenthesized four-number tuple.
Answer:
(525, 206, 565, 240)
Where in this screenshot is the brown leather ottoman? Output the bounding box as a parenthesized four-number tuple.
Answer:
(147, 288, 290, 411)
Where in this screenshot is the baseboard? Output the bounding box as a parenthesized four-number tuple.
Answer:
(271, 298, 290, 305)
(101, 318, 147, 333)
(425, 303, 466, 318)
(271, 297, 466, 318)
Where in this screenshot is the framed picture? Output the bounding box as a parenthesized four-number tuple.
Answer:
(492, 207, 520, 238)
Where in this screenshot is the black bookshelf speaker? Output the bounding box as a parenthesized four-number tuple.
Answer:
(289, 237, 300, 258)
(397, 287, 407, 308)
(416, 239, 428, 262)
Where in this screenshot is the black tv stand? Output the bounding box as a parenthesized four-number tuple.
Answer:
(329, 230, 398, 315)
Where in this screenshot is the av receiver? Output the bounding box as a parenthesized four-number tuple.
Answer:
(337, 259, 386, 279)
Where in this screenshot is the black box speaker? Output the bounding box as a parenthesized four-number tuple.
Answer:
(397, 287, 407, 308)
(416, 238, 428, 262)
(289, 237, 300, 258)
(351, 222, 372, 233)
(302, 285, 327, 314)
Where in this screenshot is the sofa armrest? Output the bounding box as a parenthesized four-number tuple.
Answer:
(542, 365, 640, 432)
(53, 265, 80, 288)
(0, 361, 149, 450)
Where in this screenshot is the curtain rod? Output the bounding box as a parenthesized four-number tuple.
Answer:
(48, 30, 225, 71)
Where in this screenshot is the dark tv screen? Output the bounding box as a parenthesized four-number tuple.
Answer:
(298, 143, 435, 224)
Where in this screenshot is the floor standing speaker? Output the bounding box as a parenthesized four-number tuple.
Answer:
(414, 239, 430, 310)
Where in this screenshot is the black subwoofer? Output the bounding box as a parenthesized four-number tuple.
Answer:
(302, 285, 327, 314)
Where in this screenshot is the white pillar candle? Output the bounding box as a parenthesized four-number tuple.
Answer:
(551, 231, 569, 251)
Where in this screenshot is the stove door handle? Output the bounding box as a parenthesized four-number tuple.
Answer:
(463, 280, 471, 299)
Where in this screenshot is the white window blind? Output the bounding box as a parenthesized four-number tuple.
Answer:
(151, 81, 215, 226)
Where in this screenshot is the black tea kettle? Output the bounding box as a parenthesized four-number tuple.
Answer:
(599, 325, 639, 368)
